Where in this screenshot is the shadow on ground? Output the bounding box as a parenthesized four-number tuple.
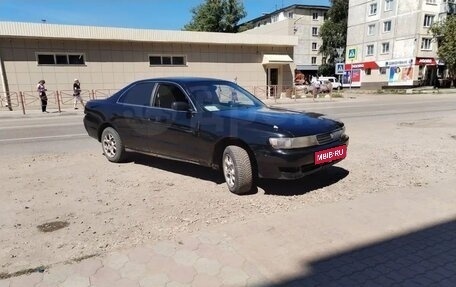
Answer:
(128, 152, 226, 184)
(128, 152, 348, 196)
(258, 166, 349, 196)
(261, 219, 456, 287)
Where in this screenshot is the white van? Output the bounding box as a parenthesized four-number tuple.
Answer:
(319, 76, 342, 89)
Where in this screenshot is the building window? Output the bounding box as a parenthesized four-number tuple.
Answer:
(426, 0, 436, 4)
(271, 14, 278, 22)
(37, 53, 85, 65)
(288, 12, 294, 18)
(312, 42, 318, 50)
(56, 54, 68, 64)
(311, 57, 317, 64)
(424, 15, 434, 27)
(369, 3, 378, 15)
(368, 24, 376, 35)
(312, 27, 318, 36)
(312, 12, 319, 20)
(383, 21, 392, 32)
(367, 44, 374, 56)
(149, 55, 186, 66)
(381, 42, 390, 53)
(385, 0, 393, 11)
(380, 67, 387, 74)
(421, 38, 432, 50)
(322, 57, 327, 64)
(365, 68, 372, 75)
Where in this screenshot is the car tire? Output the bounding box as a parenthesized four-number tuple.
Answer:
(222, 145, 253, 195)
(101, 127, 126, 163)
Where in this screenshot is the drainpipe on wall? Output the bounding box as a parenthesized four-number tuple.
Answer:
(0, 53, 12, 111)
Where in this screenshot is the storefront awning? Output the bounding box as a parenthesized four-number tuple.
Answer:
(415, 57, 437, 65)
(296, 65, 318, 71)
(262, 54, 293, 65)
(345, 61, 378, 70)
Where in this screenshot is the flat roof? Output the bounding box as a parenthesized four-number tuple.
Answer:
(0, 21, 298, 46)
(241, 4, 330, 25)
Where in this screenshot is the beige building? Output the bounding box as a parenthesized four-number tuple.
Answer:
(0, 21, 297, 98)
(346, 0, 453, 88)
(241, 4, 329, 77)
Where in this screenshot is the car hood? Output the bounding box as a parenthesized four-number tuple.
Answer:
(216, 107, 342, 136)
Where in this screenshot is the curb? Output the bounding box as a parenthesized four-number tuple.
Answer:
(0, 110, 83, 120)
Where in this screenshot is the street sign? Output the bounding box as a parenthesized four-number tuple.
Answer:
(348, 48, 357, 59)
(335, 57, 344, 63)
(335, 63, 345, 75)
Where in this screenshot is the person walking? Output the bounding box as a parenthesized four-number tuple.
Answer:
(311, 76, 321, 100)
(73, 79, 84, 109)
(37, 80, 48, 113)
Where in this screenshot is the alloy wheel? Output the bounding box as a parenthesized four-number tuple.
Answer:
(103, 133, 117, 158)
(223, 153, 236, 188)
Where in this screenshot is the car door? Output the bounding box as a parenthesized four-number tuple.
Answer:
(113, 81, 156, 151)
(149, 82, 203, 162)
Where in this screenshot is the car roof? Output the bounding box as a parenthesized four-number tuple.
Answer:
(135, 77, 231, 85)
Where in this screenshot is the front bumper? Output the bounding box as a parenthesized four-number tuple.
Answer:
(255, 135, 349, 180)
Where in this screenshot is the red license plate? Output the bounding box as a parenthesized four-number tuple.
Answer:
(314, 145, 347, 165)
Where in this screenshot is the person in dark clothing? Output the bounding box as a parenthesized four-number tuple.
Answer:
(433, 77, 440, 89)
(36, 80, 48, 113)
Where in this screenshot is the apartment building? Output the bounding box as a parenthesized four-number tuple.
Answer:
(346, 0, 453, 88)
(241, 4, 329, 82)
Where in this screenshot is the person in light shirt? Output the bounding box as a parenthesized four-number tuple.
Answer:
(36, 80, 48, 113)
(73, 79, 85, 109)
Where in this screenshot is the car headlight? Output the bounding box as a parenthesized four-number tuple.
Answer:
(269, 138, 293, 149)
(269, 135, 318, 149)
(331, 126, 346, 139)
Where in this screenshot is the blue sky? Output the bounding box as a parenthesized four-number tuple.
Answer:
(0, 0, 330, 30)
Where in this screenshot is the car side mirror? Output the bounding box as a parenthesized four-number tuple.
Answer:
(171, 101, 190, 111)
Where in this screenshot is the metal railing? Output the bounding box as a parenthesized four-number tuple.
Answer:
(0, 89, 120, 114)
(93, 89, 119, 99)
(0, 91, 19, 111)
(20, 90, 59, 114)
(59, 89, 92, 107)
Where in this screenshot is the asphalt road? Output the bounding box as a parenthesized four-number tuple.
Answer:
(0, 93, 455, 156)
(0, 115, 92, 156)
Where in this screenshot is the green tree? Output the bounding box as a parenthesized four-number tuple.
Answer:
(184, 0, 246, 33)
(430, 15, 456, 80)
(318, 0, 349, 76)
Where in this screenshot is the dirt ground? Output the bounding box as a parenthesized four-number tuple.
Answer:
(1, 109, 456, 275)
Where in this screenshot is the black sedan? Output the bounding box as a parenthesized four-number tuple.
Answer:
(83, 77, 349, 194)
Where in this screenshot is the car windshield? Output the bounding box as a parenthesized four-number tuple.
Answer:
(187, 81, 265, 112)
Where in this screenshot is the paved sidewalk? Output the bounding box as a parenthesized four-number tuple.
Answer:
(0, 108, 83, 120)
(1, 180, 455, 287)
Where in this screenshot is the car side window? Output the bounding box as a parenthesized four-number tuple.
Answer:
(153, 83, 189, 109)
(118, 82, 155, 106)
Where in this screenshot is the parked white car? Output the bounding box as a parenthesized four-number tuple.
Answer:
(319, 76, 342, 89)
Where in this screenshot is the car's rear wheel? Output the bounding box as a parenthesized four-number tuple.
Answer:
(222, 145, 252, 195)
(101, 127, 126, 163)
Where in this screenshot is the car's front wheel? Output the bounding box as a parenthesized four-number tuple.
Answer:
(222, 145, 253, 195)
(101, 127, 126, 163)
